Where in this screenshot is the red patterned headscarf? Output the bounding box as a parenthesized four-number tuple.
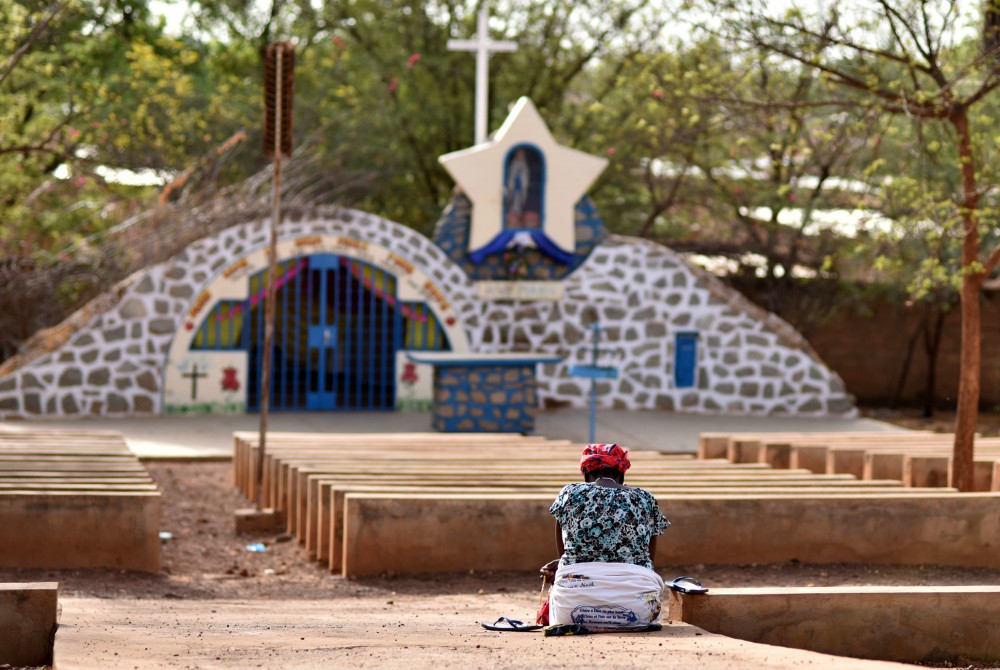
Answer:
(580, 443, 631, 474)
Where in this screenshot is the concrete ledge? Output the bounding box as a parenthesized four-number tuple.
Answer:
(0, 492, 160, 572)
(340, 492, 1000, 577)
(668, 585, 1000, 664)
(0, 582, 58, 667)
(0, 430, 161, 572)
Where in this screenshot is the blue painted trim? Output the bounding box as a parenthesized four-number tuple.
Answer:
(468, 228, 574, 266)
(406, 353, 562, 367)
(569, 365, 619, 380)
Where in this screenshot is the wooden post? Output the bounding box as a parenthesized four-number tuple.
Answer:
(257, 42, 295, 510)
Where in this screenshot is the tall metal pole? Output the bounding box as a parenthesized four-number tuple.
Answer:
(256, 48, 283, 511)
(588, 323, 599, 443)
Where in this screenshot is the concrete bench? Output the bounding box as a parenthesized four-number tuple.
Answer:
(231, 432, 995, 579)
(699, 431, 931, 461)
(704, 432, 1000, 491)
(250, 446, 692, 512)
(287, 460, 845, 543)
(668, 585, 1000, 665)
(0, 582, 58, 668)
(272, 452, 898, 558)
(238, 440, 584, 504)
(318, 480, 930, 572)
(0, 430, 160, 572)
(231, 431, 557, 491)
(0, 491, 160, 571)
(338, 491, 1000, 577)
(304, 469, 895, 560)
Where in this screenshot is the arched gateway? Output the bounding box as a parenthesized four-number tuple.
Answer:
(164, 228, 469, 415)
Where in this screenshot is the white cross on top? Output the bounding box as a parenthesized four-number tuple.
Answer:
(447, 6, 517, 144)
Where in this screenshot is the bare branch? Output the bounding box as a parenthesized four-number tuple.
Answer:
(876, 0, 934, 67)
(985, 242, 1000, 276)
(751, 12, 933, 75)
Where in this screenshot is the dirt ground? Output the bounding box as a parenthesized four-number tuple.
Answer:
(7, 415, 1000, 669)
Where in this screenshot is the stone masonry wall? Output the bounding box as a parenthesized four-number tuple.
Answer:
(0, 206, 855, 418)
(0, 206, 466, 418)
(432, 364, 537, 433)
(456, 235, 855, 415)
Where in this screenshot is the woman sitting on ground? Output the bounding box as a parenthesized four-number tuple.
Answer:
(540, 443, 670, 631)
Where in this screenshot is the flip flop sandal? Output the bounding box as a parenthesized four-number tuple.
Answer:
(667, 576, 709, 595)
(481, 617, 544, 632)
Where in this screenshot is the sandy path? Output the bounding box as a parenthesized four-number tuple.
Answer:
(54, 594, 913, 670)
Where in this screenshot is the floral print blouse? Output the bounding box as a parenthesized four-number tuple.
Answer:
(549, 482, 670, 570)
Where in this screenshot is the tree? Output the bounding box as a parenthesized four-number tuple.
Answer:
(0, 0, 251, 253)
(577, 34, 884, 338)
(0, 0, 264, 360)
(715, 0, 1000, 490)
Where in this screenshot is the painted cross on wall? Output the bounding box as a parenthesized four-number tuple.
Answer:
(181, 363, 208, 400)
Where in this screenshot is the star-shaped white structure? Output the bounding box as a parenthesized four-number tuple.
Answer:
(439, 97, 608, 261)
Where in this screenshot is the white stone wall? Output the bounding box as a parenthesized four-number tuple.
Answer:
(461, 236, 854, 415)
(0, 208, 855, 418)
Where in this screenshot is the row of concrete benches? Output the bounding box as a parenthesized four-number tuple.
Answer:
(231, 431, 1000, 577)
(0, 429, 160, 572)
(699, 431, 1000, 490)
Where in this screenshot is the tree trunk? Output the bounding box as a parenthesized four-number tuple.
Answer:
(922, 308, 946, 418)
(953, 276, 981, 491)
(950, 110, 983, 492)
(891, 309, 923, 410)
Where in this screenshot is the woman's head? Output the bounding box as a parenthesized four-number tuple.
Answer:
(580, 443, 630, 483)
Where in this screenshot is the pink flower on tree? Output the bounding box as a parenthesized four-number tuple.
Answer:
(407, 53, 421, 68)
(387, 77, 398, 93)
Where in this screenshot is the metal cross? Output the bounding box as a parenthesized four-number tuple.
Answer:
(447, 6, 517, 144)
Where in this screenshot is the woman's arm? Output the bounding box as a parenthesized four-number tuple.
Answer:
(540, 522, 564, 579)
(649, 535, 658, 565)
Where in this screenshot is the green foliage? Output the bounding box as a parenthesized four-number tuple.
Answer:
(0, 0, 257, 259)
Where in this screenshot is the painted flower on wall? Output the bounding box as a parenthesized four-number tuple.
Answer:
(221, 367, 240, 392)
(401, 362, 418, 386)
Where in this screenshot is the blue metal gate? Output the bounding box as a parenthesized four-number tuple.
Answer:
(246, 253, 402, 411)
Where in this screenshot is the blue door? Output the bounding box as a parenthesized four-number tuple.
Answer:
(246, 253, 401, 411)
(674, 331, 699, 389)
(306, 324, 337, 408)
